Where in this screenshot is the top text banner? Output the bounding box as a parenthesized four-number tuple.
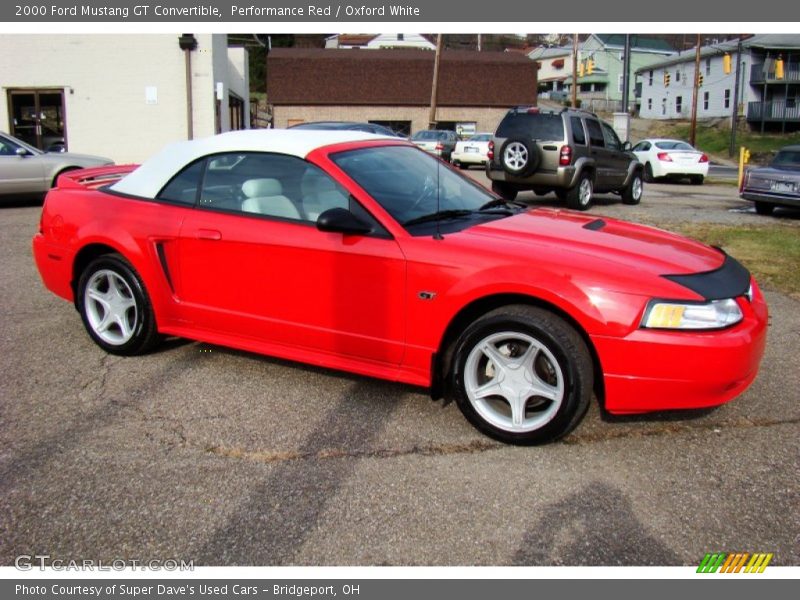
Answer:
(2, 0, 798, 22)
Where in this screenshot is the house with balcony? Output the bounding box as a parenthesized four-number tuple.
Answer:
(636, 34, 800, 132)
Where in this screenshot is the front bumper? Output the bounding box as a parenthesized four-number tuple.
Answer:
(592, 285, 768, 413)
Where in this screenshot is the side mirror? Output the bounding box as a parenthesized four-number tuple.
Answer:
(316, 207, 372, 235)
(622, 141, 632, 152)
(15, 147, 29, 157)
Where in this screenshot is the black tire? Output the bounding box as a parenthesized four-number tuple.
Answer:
(754, 201, 775, 216)
(456, 161, 468, 170)
(77, 253, 162, 356)
(621, 171, 643, 205)
(565, 172, 593, 210)
(555, 189, 567, 202)
(491, 181, 518, 201)
(533, 187, 550, 196)
(449, 305, 593, 445)
(690, 175, 704, 185)
(499, 137, 540, 177)
(644, 163, 655, 183)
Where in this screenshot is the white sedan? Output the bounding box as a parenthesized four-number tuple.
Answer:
(632, 138, 709, 185)
(451, 133, 492, 169)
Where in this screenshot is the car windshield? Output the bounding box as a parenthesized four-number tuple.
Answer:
(771, 150, 800, 167)
(331, 145, 499, 228)
(412, 130, 446, 141)
(655, 141, 694, 150)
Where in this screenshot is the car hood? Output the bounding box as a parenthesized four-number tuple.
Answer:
(463, 208, 724, 277)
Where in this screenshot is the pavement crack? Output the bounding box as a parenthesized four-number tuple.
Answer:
(563, 415, 800, 445)
(205, 439, 503, 465)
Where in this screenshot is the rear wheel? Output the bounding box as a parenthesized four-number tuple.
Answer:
(754, 201, 775, 216)
(77, 253, 162, 356)
(621, 171, 643, 205)
(644, 163, 655, 183)
(491, 181, 518, 201)
(690, 175, 704, 185)
(565, 172, 593, 210)
(450, 305, 593, 445)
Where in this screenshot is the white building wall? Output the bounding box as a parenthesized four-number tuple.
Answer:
(638, 52, 755, 120)
(0, 34, 245, 163)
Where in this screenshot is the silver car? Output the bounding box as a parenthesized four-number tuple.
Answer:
(0, 131, 113, 202)
(740, 145, 800, 215)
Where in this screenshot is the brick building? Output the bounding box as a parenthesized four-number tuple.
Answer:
(267, 48, 538, 136)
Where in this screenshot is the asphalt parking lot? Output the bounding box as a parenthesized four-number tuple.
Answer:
(1, 182, 799, 566)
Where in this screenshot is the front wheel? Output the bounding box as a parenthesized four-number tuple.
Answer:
(450, 305, 593, 445)
(77, 254, 162, 356)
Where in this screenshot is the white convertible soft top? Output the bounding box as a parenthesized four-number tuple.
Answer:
(110, 129, 395, 198)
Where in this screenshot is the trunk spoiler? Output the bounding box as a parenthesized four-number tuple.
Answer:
(56, 164, 139, 190)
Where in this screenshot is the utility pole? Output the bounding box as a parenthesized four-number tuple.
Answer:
(689, 34, 702, 147)
(729, 37, 744, 157)
(621, 34, 631, 114)
(429, 34, 443, 128)
(571, 33, 579, 108)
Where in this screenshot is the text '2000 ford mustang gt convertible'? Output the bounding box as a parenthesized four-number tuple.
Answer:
(33, 129, 768, 444)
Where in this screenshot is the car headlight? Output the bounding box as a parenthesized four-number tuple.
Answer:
(642, 298, 743, 330)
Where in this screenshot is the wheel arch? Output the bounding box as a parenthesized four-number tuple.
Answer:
(430, 292, 604, 405)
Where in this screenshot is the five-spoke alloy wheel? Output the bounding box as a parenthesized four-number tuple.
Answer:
(450, 305, 593, 445)
(77, 253, 161, 355)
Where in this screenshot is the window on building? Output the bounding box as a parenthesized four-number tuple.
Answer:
(724, 89, 731, 109)
(676, 70, 681, 83)
(662, 99, 667, 115)
(397, 34, 404, 41)
(648, 70, 653, 86)
(706, 57, 712, 75)
(647, 98, 652, 110)
(676, 96, 683, 113)
(618, 74, 624, 93)
(703, 91, 710, 111)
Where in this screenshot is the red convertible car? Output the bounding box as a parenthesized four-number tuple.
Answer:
(33, 130, 768, 444)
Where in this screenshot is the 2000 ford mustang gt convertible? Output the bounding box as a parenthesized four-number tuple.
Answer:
(33, 130, 768, 444)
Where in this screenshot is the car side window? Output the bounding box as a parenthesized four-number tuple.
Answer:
(158, 159, 205, 206)
(0, 136, 22, 156)
(570, 117, 587, 145)
(632, 141, 650, 152)
(600, 122, 622, 151)
(585, 119, 605, 148)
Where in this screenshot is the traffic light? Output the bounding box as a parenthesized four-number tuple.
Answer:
(579, 62, 585, 77)
(723, 53, 732, 74)
(776, 56, 785, 79)
(664, 71, 671, 87)
(698, 73, 704, 87)
(587, 58, 595, 75)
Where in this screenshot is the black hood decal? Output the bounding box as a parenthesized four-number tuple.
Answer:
(662, 252, 751, 300)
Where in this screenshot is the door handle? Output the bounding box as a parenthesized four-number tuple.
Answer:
(195, 229, 222, 241)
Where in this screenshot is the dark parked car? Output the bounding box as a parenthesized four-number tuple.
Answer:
(486, 106, 643, 210)
(288, 121, 403, 137)
(740, 145, 800, 215)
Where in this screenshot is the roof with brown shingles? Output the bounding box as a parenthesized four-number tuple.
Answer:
(267, 48, 538, 108)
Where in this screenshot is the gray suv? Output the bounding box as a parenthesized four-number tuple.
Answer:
(486, 106, 643, 210)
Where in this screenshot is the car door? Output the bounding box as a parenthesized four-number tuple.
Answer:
(599, 121, 631, 189)
(174, 152, 407, 366)
(0, 135, 46, 196)
(584, 118, 613, 190)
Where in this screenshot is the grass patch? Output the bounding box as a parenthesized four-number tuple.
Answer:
(646, 121, 800, 159)
(672, 224, 800, 298)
